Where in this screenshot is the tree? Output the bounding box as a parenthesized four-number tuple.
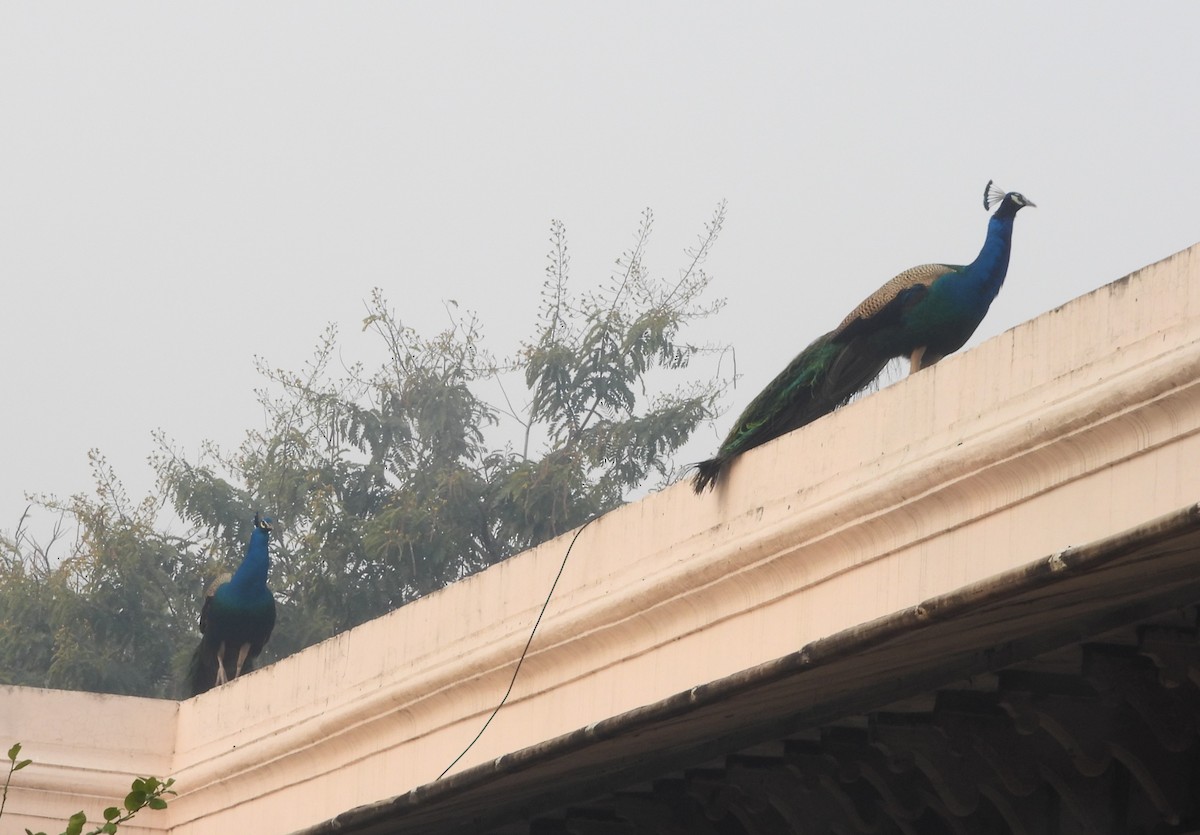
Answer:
(0, 454, 201, 696)
(0, 205, 730, 697)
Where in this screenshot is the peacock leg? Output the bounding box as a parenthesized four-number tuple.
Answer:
(910, 347, 945, 373)
(234, 643, 252, 678)
(215, 641, 228, 686)
(909, 346, 926, 373)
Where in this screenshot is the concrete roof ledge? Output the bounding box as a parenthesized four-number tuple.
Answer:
(4, 243, 1199, 834)
(0, 687, 176, 835)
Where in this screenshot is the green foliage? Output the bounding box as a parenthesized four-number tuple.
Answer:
(516, 206, 727, 529)
(0, 206, 731, 697)
(0, 457, 202, 697)
(3, 743, 34, 822)
(2, 743, 174, 835)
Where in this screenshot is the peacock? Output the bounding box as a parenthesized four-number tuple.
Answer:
(187, 513, 277, 696)
(692, 180, 1035, 493)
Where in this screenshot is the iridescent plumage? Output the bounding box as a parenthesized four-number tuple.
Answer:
(692, 181, 1035, 493)
(187, 513, 277, 696)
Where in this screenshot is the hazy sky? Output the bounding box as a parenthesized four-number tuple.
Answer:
(2, 3, 1199, 543)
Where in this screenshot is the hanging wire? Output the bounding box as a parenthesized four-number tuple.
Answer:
(437, 515, 597, 780)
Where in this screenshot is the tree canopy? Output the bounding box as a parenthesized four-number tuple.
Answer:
(0, 206, 730, 698)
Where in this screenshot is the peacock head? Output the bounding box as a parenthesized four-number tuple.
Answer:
(253, 512, 274, 533)
(984, 180, 1036, 216)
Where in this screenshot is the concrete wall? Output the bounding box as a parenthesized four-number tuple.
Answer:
(0, 687, 176, 835)
(3, 243, 1199, 833)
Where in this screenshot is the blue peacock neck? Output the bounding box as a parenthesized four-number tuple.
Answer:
(229, 528, 270, 593)
(967, 211, 1016, 301)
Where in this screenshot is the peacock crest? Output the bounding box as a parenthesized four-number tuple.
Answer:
(984, 180, 1008, 211)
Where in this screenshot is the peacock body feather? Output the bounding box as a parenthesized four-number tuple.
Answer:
(692, 181, 1034, 493)
(187, 513, 277, 697)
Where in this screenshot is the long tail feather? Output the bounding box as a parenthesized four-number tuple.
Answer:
(820, 343, 891, 411)
(692, 331, 890, 493)
(186, 640, 220, 698)
(691, 457, 725, 493)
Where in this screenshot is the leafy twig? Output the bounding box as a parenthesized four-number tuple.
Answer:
(3, 743, 34, 821)
(3, 743, 175, 835)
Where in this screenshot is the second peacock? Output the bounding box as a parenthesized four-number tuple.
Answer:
(693, 181, 1035, 493)
(187, 513, 277, 696)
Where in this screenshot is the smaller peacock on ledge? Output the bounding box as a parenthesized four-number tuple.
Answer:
(692, 180, 1035, 493)
(187, 512, 277, 696)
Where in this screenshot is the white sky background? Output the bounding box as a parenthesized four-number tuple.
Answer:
(2, 3, 1199, 542)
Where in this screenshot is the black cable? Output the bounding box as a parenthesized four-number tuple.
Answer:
(437, 515, 597, 780)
